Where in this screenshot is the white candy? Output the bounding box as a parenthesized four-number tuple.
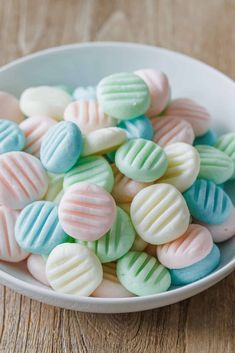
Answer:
(27, 254, 49, 286)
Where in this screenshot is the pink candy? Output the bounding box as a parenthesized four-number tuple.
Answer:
(0, 91, 24, 124)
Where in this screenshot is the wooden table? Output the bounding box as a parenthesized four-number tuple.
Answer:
(0, 1, 234, 352)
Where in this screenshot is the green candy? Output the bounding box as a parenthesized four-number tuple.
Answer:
(115, 138, 168, 182)
(76, 207, 135, 263)
(117, 251, 171, 296)
(215, 132, 235, 179)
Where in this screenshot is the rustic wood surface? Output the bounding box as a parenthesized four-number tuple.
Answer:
(0, 0, 234, 352)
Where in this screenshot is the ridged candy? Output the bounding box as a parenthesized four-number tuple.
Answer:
(0, 119, 25, 154)
(44, 173, 64, 203)
(73, 86, 97, 100)
(215, 132, 235, 179)
(0, 91, 24, 123)
(117, 115, 153, 140)
(27, 254, 49, 286)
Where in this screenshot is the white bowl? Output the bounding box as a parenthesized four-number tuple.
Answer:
(0, 42, 234, 313)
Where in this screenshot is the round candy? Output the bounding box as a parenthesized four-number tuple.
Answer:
(117, 251, 171, 296)
(44, 172, 64, 203)
(135, 69, 170, 117)
(81, 127, 127, 156)
(27, 254, 49, 286)
(183, 179, 233, 224)
(131, 184, 190, 244)
(215, 133, 235, 179)
(58, 182, 116, 241)
(40, 121, 83, 173)
(157, 224, 213, 269)
(131, 234, 147, 251)
(164, 98, 211, 136)
(152, 116, 195, 147)
(195, 145, 234, 184)
(0, 119, 25, 154)
(97, 72, 151, 120)
(15, 201, 70, 255)
(20, 86, 72, 120)
(0, 151, 48, 209)
(0, 91, 24, 123)
(194, 128, 217, 146)
(170, 244, 220, 285)
(92, 262, 133, 298)
(117, 115, 154, 140)
(46, 243, 103, 296)
(64, 100, 116, 134)
(73, 86, 97, 101)
(115, 138, 168, 182)
(20, 116, 57, 157)
(63, 155, 114, 192)
(158, 142, 200, 192)
(0, 206, 29, 262)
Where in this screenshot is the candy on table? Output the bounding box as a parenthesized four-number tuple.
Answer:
(164, 98, 211, 136)
(131, 234, 147, 251)
(0, 91, 24, 123)
(40, 121, 83, 174)
(92, 262, 133, 298)
(44, 172, 64, 203)
(131, 184, 190, 244)
(151, 116, 195, 147)
(145, 243, 157, 257)
(157, 142, 200, 192)
(134, 69, 170, 117)
(20, 115, 57, 157)
(0, 119, 25, 154)
(19, 86, 72, 121)
(27, 254, 49, 286)
(97, 72, 151, 120)
(0, 206, 29, 262)
(64, 100, 117, 134)
(0, 151, 48, 209)
(46, 243, 103, 296)
(63, 155, 114, 193)
(183, 179, 233, 224)
(157, 224, 213, 269)
(193, 128, 217, 146)
(81, 127, 127, 156)
(76, 207, 135, 263)
(170, 244, 220, 285)
(117, 251, 171, 296)
(215, 132, 235, 179)
(117, 115, 154, 140)
(15, 201, 70, 255)
(115, 138, 168, 182)
(58, 182, 116, 241)
(73, 86, 97, 101)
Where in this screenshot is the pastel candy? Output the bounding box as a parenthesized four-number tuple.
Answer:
(117, 251, 171, 296)
(115, 138, 168, 182)
(195, 145, 234, 184)
(0, 91, 24, 123)
(117, 115, 154, 140)
(0, 119, 25, 154)
(170, 244, 220, 285)
(131, 234, 147, 251)
(158, 142, 200, 192)
(73, 86, 97, 100)
(131, 184, 190, 244)
(27, 254, 49, 286)
(135, 69, 170, 116)
(40, 121, 83, 173)
(15, 201, 69, 255)
(46, 243, 103, 296)
(97, 72, 151, 120)
(164, 98, 211, 136)
(215, 133, 235, 179)
(0, 151, 48, 209)
(152, 116, 195, 147)
(81, 127, 127, 156)
(92, 262, 133, 298)
(20, 116, 57, 157)
(0, 206, 29, 262)
(44, 173, 64, 203)
(20, 86, 72, 120)
(183, 179, 233, 224)
(63, 155, 114, 192)
(157, 224, 213, 269)
(58, 182, 116, 241)
(64, 100, 116, 134)
(76, 207, 135, 263)
(194, 128, 217, 146)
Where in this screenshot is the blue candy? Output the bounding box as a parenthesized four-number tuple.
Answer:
(15, 201, 70, 255)
(0, 119, 25, 154)
(73, 86, 97, 100)
(118, 115, 154, 140)
(183, 179, 233, 224)
(40, 121, 83, 173)
(194, 128, 217, 146)
(170, 244, 220, 285)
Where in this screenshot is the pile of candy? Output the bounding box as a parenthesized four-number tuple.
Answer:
(0, 68, 235, 298)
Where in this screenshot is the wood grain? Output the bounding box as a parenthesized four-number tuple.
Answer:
(0, 0, 234, 352)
